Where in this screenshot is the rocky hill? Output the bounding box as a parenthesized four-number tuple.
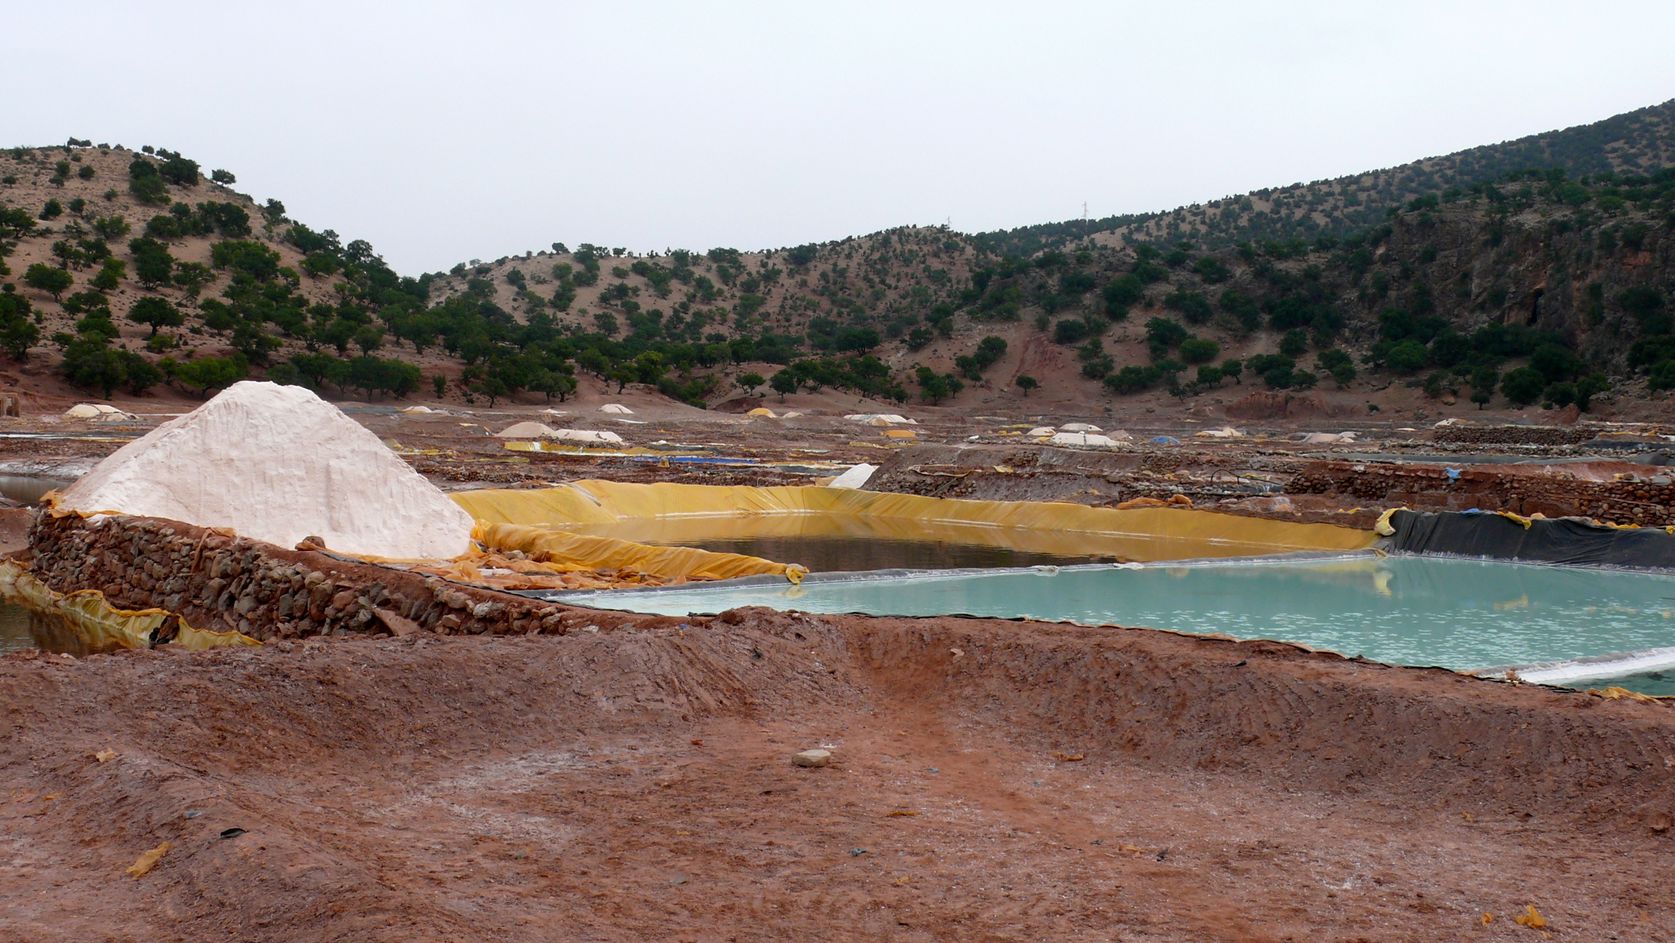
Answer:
(2, 98, 1674, 416)
(974, 98, 1675, 256)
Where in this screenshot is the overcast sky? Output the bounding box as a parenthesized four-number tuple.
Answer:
(8, 1, 1673, 273)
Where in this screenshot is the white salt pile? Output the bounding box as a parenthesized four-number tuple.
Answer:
(549, 429, 624, 445)
(844, 413, 915, 425)
(1049, 431, 1121, 449)
(56, 381, 476, 559)
(496, 421, 558, 438)
(63, 403, 135, 422)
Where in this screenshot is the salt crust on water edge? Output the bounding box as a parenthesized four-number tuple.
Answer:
(56, 381, 476, 559)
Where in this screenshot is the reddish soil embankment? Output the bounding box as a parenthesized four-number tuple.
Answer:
(3, 608, 1671, 941)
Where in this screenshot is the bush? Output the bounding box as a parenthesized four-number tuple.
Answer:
(128, 157, 170, 205)
(210, 240, 281, 280)
(1384, 339, 1429, 373)
(23, 263, 72, 300)
(1104, 365, 1160, 394)
(1144, 317, 1188, 360)
(158, 154, 200, 186)
(1649, 360, 1675, 392)
(1164, 289, 1213, 324)
(171, 355, 248, 396)
(1052, 318, 1091, 345)
(0, 293, 39, 359)
(1101, 275, 1144, 319)
(1500, 366, 1546, 406)
(1317, 348, 1356, 387)
(1279, 329, 1309, 357)
(1193, 256, 1230, 283)
(1178, 337, 1220, 364)
(1218, 288, 1262, 332)
(129, 296, 183, 337)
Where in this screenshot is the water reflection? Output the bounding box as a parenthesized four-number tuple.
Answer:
(0, 475, 71, 505)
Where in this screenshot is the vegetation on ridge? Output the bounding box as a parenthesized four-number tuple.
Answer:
(1, 100, 1673, 414)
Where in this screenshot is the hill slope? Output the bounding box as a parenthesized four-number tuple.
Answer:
(2, 98, 1674, 417)
(973, 98, 1675, 256)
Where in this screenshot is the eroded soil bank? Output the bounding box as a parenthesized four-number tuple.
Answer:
(3, 607, 1671, 942)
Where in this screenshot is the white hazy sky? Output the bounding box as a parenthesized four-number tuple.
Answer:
(7, 1, 1673, 273)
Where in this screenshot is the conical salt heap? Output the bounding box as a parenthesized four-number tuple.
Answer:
(56, 381, 476, 559)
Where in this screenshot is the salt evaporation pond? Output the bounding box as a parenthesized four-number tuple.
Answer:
(553, 555, 1675, 686)
(596, 534, 1116, 571)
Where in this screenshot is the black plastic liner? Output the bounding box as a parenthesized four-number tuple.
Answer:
(1384, 510, 1675, 570)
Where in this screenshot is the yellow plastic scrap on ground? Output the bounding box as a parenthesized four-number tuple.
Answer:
(0, 558, 257, 653)
(125, 841, 171, 878)
(452, 480, 1377, 567)
(1373, 507, 1403, 537)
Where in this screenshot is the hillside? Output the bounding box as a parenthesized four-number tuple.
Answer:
(1, 98, 1674, 418)
(973, 98, 1675, 257)
(0, 142, 423, 402)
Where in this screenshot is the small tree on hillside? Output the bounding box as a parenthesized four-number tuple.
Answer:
(1500, 367, 1545, 407)
(171, 356, 248, 397)
(24, 263, 72, 300)
(737, 372, 766, 395)
(129, 296, 183, 337)
(1016, 375, 1038, 396)
(1470, 365, 1498, 409)
(769, 370, 798, 401)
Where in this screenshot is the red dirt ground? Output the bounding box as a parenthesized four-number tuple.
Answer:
(3, 607, 1672, 942)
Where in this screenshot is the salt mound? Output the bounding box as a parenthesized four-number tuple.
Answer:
(1025, 426, 1056, 437)
(1060, 422, 1102, 433)
(550, 428, 624, 445)
(747, 407, 777, 418)
(57, 382, 475, 559)
(1050, 431, 1121, 449)
(64, 403, 134, 422)
(844, 413, 915, 425)
(497, 421, 558, 438)
(599, 403, 634, 414)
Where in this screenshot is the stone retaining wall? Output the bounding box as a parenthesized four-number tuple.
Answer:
(1431, 424, 1595, 447)
(26, 512, 646, 644)
(1288, 461, 1675, 526)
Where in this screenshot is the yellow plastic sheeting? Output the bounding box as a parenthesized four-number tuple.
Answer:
(452, 481, 1377, 562)
(474, 522, 808, 583)
(0, 559, 258, 653)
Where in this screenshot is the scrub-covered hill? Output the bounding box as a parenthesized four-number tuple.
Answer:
(2, 97, 1674, 416)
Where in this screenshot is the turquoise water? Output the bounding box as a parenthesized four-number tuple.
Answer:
(558, 555, 1675, 679)
(1562, 670, 1675, 695)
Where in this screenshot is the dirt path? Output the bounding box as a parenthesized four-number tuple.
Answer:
(2, 608, 1671, 941)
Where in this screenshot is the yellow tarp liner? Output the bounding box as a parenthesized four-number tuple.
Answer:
(452, 481, 1377, 564)
(466, 522, 807, 584)
(0, 558, 258, 653)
